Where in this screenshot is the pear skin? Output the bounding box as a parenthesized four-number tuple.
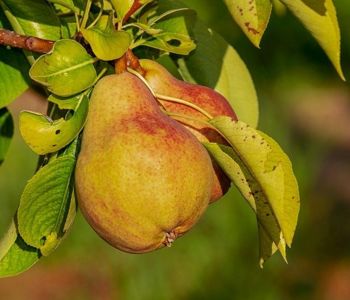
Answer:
(75, 72, 214, 253)
(140, 59, 237, 202)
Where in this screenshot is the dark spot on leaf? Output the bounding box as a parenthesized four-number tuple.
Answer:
(40, 236, 46, 245)
(55, 129, 61, 135)
(167, 39, 181, 47)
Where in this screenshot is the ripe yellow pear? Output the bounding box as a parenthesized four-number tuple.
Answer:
(75, 72, 214, 253)
(140, 59, 237, 202)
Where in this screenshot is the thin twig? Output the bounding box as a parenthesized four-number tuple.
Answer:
(0, 29, 54, 53)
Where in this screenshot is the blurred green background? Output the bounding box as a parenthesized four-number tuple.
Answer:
(1, 0, 350, 299)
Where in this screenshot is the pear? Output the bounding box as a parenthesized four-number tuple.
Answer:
(140, 59, 237, 202)
(75, 72, 214, 253)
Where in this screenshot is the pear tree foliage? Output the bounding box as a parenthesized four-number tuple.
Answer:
(0, 0, 344, 277)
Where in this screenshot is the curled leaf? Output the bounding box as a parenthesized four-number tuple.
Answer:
(82, 15, 131, 61)
(136, 6, 196, 55)
(19, 94, 88, 155)
(29, 40, 97, 96)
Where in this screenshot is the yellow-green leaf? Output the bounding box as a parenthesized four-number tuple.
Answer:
(0, 221, 40, 278)
(142, 32, 196, 55)
(258, 130, 300, 245)
(214, 45, 259, 128)
(204, 142, 288, 265)
(258, 224, 283, 268)
(206, 117, 300, 247)
(17, 141, 78, 254)
(224, 0, 272, 47)
(29, 40, 97, 97)
(81, 15, 131, 61)
(48, 93, 82, 111)
(139, 5, 197, 55)
(19, 94, 88, 155)
(272, 0, 287, 16)
(280, 0, 344, 80)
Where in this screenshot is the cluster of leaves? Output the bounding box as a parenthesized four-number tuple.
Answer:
(225, 0, 344, 80)
(0, 0, 343, 277)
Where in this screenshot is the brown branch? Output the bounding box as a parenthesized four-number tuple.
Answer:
(0, 29, 54, 53)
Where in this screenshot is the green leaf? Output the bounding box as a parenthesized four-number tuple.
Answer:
(139, 6, 196, 55)
(1, 0, 61, 39)
(204, 142, 287, 266)
(29, 40, 97, 96)
(272, 0, 287, 16)
(280, 0, 344, 80)
(258, 130, 300, 244)
(142, 32, 196, 55)
(0, 108, 14, 165)
(0, 47, 30, 108)
(180, 21, 259, 128)
(60, 15, 78, 39)
(127, 22, 163, 35)
(0, 220, 17, 260)
(81, 15, 131, 61)
(48, 93, 82, 110)
(19, 93, 88, 155)
(48, 0, 80, 14)
(0, 220, 40, 278)
(206, 117, 300, 247)
(17, 140, 78, 255)
(223, 0, 272, 47)
(0, 9, 30, 107)
(203, 117, 300, 265)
